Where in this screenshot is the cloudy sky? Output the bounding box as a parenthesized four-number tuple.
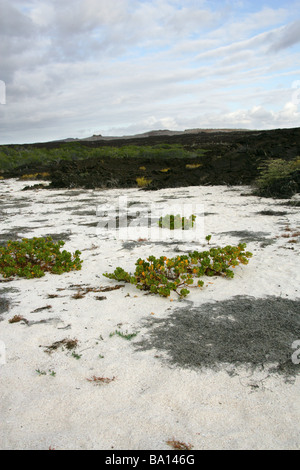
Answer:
(1, 0, 300, 144)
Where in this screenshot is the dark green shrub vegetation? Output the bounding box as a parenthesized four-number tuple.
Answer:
(103, 243, 252, 298)
(254, 157, 300, 198)
(0, 237, 82, 279)
(158, 214, 196, 230)
(0, 143, 206, 173)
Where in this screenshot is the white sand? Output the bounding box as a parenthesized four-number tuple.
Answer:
(0, 178, 299, 450)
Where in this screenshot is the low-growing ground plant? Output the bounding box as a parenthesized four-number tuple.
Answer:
(9, 314, 28, 324)
(19, 172, 50, 180)
(205, 234, 212, 244)
(185, 163, 202, 169)
(71, 351, 82, 360)
(43, 338, 79, 354)
(0, 237, 82, 279)
(136, 176, 152, 188)
(103, 242, 252, 298)
(36, 368, 56, 377)
(158, 214, 196, 230)
(86, 375, 116, 385)
(166, 439, 193, 450)
(109, 329, 139, 340)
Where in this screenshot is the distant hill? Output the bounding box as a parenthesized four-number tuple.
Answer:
(53, 128, 250, 143)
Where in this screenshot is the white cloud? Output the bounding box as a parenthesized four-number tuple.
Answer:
(268, 19, 300, 51)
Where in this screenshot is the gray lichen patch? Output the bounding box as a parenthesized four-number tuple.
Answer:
(134, 296, 300, 381)
(220, 230, 275, 248)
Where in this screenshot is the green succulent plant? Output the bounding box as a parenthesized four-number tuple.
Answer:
(103, 241, 252, 298)
(158, 214, 196, 230)
(0, 237, 82, 279)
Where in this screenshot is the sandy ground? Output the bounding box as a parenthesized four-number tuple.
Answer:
(0, 178, 299, 450)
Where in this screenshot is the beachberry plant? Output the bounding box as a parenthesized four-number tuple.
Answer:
(0, 237, 82, 279)
(103, 242, 252, 298)
(158, 214, 196, 230)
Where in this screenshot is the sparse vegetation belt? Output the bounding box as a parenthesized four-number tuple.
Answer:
(1, 127, 299, 194)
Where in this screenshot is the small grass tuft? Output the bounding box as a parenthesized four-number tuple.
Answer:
(109, 329, 139, 340)
(185, 163, 202, 169)
(43, 337, 79, 354)
(166, 439, 193, 450)
(9, 314, 27, 324)
(86, 375, 116, 385)
(136, 176, 152, 188)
